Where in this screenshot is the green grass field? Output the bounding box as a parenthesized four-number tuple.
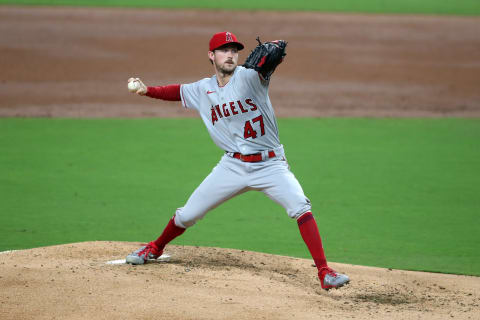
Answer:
(1, 118, 479, 275)
(1, 0, 480, 15)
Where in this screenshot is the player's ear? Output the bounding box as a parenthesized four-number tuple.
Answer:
(208, 51, 214, 65)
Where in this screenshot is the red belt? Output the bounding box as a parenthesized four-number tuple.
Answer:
(233, 151, 276, 162)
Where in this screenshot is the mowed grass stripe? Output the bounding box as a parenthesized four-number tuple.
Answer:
(1, 0, 480, 16)
(0, 118, 479, 275)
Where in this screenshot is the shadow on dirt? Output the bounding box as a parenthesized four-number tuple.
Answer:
(353, 292, 418, 305)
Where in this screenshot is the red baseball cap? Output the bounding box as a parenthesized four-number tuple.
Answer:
(209, 31, 244, 51)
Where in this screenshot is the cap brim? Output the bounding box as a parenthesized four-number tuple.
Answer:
(214, 42, 244, 51)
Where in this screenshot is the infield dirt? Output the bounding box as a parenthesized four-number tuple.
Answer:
(0, 6, 479, 320)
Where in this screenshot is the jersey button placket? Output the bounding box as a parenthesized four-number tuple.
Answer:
(218, 87, 224, 101)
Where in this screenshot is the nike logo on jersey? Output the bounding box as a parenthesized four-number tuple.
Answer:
(207, 90, 216, 94)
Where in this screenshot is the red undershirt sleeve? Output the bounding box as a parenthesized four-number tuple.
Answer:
(146, 84, 181, 101)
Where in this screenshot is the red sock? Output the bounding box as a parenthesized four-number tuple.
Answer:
(153, 216, 186, 251)
(297, 212, 328, 272)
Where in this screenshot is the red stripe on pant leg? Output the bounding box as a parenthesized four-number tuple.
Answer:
(297, 212, 328, 270)
(153, 216, 186, 251)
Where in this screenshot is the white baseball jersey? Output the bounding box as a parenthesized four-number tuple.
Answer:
(174, 66, 311, 229)
(180, 66, 280, 155)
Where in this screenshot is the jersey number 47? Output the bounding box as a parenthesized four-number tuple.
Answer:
(244, 115, 265, 139)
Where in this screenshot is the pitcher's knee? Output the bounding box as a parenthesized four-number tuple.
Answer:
(288, 201, 312, 220)
(174, 207, 198, 229)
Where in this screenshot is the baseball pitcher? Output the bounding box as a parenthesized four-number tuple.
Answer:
(126, 32, 349, 290)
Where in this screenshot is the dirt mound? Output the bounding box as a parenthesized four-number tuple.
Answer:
(0, 242, 478, 319)
(1, 6, 480, 118)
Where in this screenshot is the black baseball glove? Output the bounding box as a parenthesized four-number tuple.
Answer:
(243, 37, 287, 81)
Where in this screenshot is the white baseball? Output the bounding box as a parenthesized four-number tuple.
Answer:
(128, 80, 140, 93)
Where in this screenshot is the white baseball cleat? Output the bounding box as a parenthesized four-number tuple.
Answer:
(126, 242, 163, 265)
(319, 267, 350, 290)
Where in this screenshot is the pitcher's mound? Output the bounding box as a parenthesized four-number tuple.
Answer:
(0, 241, 478, 319)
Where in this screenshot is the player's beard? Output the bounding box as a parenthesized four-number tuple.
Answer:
(215, 59, 237, 75)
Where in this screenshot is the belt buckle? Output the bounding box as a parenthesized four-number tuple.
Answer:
(236, 152, 271, 162)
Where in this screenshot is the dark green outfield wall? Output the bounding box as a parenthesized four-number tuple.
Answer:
(1, 0, 480, 15)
